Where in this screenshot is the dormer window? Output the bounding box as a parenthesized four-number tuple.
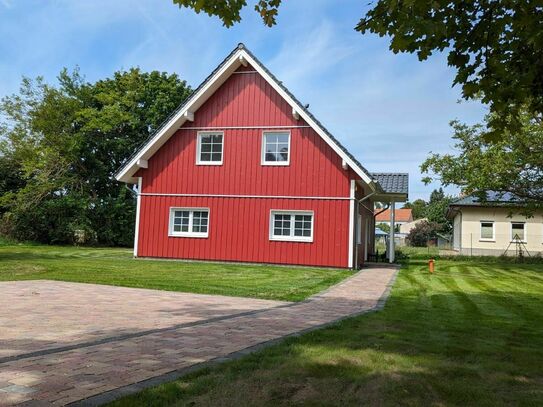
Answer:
(262, 131, 290, 165)
(197, 132, 223, 165)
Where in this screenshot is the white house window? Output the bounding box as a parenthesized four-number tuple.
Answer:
(270, 210, 313, 242)
(197, 132, 223, 165)
(169, 208, 209, 238)
(511, 222, 526, 242)
(480, 221, 495, 241)
(262, 132, 290, 165)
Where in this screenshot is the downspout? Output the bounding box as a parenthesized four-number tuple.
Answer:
(374, 204, 390, 219)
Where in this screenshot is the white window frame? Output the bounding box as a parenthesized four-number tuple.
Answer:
(169, 207, 210, 238)
(269, 210, 313, 242)
(261, 131, 291, 166)
(196, 131, 224, 165)
(510, 221, 527, 243)
(479, 220, 495, 242)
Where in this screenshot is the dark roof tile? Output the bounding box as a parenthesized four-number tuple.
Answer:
(371, 173, 409, 195)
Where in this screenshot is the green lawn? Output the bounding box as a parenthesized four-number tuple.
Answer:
(0, 244, 352, 301)
(111, 258, 543, 406)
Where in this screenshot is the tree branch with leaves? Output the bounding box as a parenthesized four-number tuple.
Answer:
(421, 109, 543, 210)
(172, 0, 543, 139)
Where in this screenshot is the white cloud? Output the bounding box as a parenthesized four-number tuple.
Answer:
(267, 20, 355, 84)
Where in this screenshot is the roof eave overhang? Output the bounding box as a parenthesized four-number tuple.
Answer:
(115, 50, 245, 184)
(373, 193, 408, 203)
(115, 47, 375, 187)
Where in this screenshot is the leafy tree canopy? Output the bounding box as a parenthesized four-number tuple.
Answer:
(403, 199, 427, 220)
(429, 188, 445, 205)
(175, 1, 543, 138)
(425, 194, 454, 232)
(421, 109, 543, 212)
(376, 222, 390, 234)
(0, 68, 191, 245)
(402, 189, 453, 232)
(172, 0, 281, 27)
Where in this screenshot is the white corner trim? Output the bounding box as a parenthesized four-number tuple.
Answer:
(184, 111, 194, 121)
(292, 107, 300, 120)
(133, 177, 142, 257)
(348, 180, 355, 268)
(136, 159, 148, 169)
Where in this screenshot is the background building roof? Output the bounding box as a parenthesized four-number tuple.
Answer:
(451, 191, 522, 206)
(375, 208, 413, 222)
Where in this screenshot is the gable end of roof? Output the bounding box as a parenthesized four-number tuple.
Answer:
(115, 43, 376, 188)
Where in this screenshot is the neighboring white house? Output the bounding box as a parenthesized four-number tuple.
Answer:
(447, 192, 543, 256)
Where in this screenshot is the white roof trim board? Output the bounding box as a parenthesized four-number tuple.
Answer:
(115, 44, 377, 189)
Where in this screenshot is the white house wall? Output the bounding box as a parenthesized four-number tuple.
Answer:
(456, 207, 543, 256)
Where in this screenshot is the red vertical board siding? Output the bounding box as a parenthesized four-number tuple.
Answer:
(142, 126, 349, 197)
(136, 64, 357, 267)
(138, 196, 350, 268)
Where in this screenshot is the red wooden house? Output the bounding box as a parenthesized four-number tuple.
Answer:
(116, 44, 407, 268)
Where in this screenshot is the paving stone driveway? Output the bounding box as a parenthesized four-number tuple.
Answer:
(0, 265, 398, 406)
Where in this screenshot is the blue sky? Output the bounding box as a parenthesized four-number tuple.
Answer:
(0, 0, 487, 201)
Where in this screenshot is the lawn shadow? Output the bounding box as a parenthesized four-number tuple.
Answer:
(108, 267, 543, 406)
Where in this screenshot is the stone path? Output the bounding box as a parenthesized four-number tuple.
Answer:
(0, 265, 398, 406)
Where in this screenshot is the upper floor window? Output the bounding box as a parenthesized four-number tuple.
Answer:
(269, 210, 313, 242)
(511, 222, 526, 242)
(197, 132, 223, 165)
(480, 221, 495, 241)
(262, 131, 290, 165)
(169, 208, 209, 238)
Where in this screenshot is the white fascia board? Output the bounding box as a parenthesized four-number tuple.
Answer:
(117, 48, 375, 190)
(115, 50, 245, 183)
(240, 51, 375, 189)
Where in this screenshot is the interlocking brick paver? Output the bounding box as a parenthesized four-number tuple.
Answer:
(0, 265, 398, 406)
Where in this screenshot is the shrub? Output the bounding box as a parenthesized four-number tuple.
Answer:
(407, 220, 440, 247)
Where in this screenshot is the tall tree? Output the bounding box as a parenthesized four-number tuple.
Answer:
(403, 199, 427, 220)
(0, 69, 192, 245)
(421, 109, 543, 211)
(171, 1, 543, 138)
(425, 194, 454, 232)
(429, 188, 445, 205)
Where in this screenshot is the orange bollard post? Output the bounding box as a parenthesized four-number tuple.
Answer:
(428, 258, 435, 274)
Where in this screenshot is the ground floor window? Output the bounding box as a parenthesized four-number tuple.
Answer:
(169, 208, 209, 238)
(269, 210, 313, 242)
(511, 222, 526, 242)
(480, 221, 495, 241)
